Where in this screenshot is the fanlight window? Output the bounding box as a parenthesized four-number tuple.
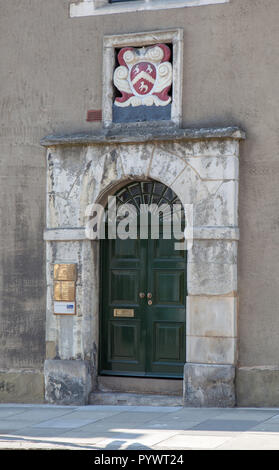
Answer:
(105, 181, 185, 235)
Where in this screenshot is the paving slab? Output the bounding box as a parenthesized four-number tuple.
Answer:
(191, 419, 262, 432)
(164, 408, 224, 420)
(33, 418, 99, 429)
(11, 427, 74, 438)
(156, 433, 232, 449)
(0, 408, 29, 419)
(56, 409, 124, 421)
(0, 439, 91, 450)
(265, 413, 279, 422)
(145, 420, 211, 431)
(72, 405, 138, 412)
(246, 422, 279, 432)
(68, 412, 166, 432)
(0, 420, 34, 432)
(217, 432, 279, 450)
(109, 411, 168, 425)
(92, 430, 179, 449)
(211, 409, 279, 421)
(2, 408, 75, 422)
(129, 406, 182, 413)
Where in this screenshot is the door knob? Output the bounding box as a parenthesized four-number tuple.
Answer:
(147, 293, 152, 299)
(139, 292, 145, 299)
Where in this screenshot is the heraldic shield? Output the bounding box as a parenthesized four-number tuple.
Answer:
(113, 43, 173, 107)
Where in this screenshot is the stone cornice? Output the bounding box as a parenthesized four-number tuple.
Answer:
(41, 126, 245, 147)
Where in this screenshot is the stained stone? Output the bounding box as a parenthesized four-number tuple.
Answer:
(44, 360, 93, 406)
(186, 296, 237, 338)
(183, 363, 236, 407)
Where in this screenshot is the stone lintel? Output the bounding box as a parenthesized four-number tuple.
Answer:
(40, 126, 246, 147)
(183, 363, 235, 407)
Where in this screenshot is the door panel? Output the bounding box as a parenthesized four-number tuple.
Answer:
(153, 322, 185, 362)
(109, 320, 141, 363)
(154, 271, 185, 305)
(154, 237, 185, 259)
(110, 270, 138, 304)
(146, 237, 186, 377)
(100, 237, 147, 374)
(111, 238, 140, 259)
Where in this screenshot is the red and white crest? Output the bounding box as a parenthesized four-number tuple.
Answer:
(130, 62, 156, 96)
(113, 44, 172, 107)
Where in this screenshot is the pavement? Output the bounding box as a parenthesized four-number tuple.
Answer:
(0, 404, 279, 450)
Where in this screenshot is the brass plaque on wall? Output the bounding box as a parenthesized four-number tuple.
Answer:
(54, 264, 76, 281)
(54, 281, 76, 301)
(113, 309, 134, 318)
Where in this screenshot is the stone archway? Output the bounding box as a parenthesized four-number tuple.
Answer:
(42, 126, 244, 406)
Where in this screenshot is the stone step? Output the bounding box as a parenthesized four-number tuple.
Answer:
(97, 376, 183, 395)
(89, 392, 183, 407)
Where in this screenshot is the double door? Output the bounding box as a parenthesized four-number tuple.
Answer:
(100, 236, 186, 377)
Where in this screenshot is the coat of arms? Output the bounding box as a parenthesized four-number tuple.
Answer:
(113, 43, 172, 107)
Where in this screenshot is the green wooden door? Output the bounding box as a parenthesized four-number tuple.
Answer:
(99, 235, 186, 378)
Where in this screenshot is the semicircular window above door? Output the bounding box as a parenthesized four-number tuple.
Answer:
(100, 179, 187, 379)
(116, 181, 180, 207)
(105, 180, 185, 235)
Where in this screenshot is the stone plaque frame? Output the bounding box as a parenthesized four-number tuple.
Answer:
(102, 29, 183, 128)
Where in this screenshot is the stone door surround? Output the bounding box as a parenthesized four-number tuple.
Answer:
(42, 126, 245, 406)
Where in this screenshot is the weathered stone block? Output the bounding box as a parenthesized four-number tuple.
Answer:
(192, 139, 239, 158)
(47, 147, 89, 228)
(187, 262, 237, 295)
(186, 296, 237, 338)
(183, 363, 236, 407)
(149, 147, 186, 186)
(185, 155, 239, 180)
(171, 165, 210, 205)
(194, 180, 238, 227)
(81, 145, 124, 218)
(187, 336, 237, 364)
(44, 359, 93, 405)
(156, 138, 239, 160)
(187, 240, 238, 265)
(191, 226, 239, 241)
(119, 143, 154, 177)
(57, 317, 75, 359)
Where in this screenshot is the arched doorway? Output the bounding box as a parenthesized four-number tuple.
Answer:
(99, 180, 187, 378)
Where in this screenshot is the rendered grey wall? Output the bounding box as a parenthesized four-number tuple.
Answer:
(0, 0, 279, 404)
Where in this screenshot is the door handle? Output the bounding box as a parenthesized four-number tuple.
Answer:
(139, 292, 145, 299)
